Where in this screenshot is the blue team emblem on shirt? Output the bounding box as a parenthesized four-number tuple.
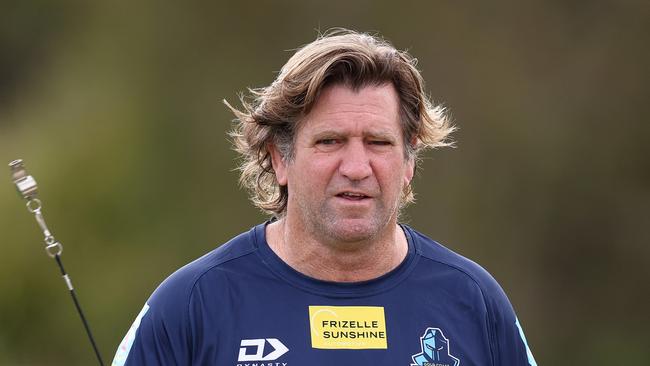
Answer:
(411, 327, 460, 366)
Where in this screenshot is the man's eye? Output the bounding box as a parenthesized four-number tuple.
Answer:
(369, 140, 391, 146)
(317, 139, 338, 145)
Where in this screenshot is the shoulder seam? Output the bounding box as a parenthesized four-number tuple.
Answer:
(187, 244, 258, 296)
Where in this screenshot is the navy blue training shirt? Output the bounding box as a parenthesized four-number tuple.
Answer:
(113, 223, 537, 366)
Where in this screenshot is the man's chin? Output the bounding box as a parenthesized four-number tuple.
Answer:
(325, 218, 384, 243)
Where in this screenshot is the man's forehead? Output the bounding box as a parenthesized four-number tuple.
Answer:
(298, 83, 402, 133)
(312, 82, 399, 110)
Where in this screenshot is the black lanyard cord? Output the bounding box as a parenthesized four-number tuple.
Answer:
(54, 254, 105, 366)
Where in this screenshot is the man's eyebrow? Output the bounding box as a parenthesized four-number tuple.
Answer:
(310, 129, 399, 140)
(365, 130, 398, 140)
(311, 130, 344, 139)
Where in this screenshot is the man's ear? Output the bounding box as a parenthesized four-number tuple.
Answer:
(404, 157, 415, 187)
(404, 138, 417, 186)
(268, 143, 288, 186)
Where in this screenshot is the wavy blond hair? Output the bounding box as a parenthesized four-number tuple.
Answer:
(226, 29, 454, 216)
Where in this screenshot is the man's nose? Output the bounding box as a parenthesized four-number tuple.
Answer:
(339, 141, 372, 181)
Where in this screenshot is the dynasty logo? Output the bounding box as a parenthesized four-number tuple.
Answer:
(236, 338, 288, 366)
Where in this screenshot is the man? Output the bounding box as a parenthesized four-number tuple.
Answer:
(113, 30, 537, 366)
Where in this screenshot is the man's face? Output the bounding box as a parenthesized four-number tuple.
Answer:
(271, 83, 415, 244)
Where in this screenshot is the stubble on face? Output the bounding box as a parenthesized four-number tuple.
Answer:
(294, 179, 399, 247)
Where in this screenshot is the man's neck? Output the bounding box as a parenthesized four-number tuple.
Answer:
(265, 218, 409, 282)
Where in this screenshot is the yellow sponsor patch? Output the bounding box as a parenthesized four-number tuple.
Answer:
(309, 306, 387, 349)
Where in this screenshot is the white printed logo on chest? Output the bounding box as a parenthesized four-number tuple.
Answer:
(411, 327, 460, 366)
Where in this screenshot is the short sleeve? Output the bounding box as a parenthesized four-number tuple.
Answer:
(111, 269, 195, 366)
(483, 278, 537, 366)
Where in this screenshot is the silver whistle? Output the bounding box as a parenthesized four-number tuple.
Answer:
(9, 159, 38, 199)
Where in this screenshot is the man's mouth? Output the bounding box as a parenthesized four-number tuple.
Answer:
(336, 192, 369, 200)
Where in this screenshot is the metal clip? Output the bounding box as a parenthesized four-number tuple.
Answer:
(9, 159, 64, 256)
(9, 159, 38, 199)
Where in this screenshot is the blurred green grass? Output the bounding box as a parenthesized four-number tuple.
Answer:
(1, 0, 649, 364)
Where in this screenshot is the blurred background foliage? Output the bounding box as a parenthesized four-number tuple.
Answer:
(1, 0, 649, 364)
